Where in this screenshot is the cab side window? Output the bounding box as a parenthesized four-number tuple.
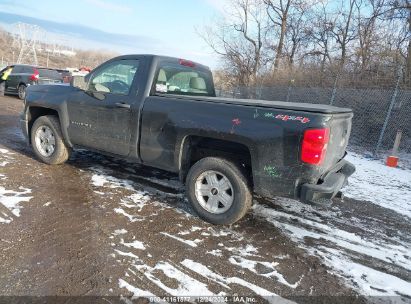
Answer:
(153, 63, 214, 97)
(88, 60, 139, 95)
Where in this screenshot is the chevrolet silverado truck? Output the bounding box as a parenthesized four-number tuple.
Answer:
(20, 55, 355, 225)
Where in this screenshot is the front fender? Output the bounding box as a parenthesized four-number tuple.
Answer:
(25, 85, 78, 147)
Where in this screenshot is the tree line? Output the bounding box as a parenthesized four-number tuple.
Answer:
(201, 0, 411, 90)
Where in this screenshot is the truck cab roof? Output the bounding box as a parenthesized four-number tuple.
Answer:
(102, 54, 212, 71)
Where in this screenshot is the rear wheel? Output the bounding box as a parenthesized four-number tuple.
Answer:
(18, 84, 27, 100)
(31, 115, 70, 165)
(186, 157, 252, 225)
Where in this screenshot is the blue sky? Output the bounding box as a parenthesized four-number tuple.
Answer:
(0, 0, 226, 68)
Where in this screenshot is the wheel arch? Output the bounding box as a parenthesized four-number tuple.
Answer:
(27, 107, 68, 145)
(178, 135, 253, 187)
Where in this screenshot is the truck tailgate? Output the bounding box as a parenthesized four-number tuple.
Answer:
(324, 112, 353, 171)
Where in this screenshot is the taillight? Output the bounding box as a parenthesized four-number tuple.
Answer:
(179, 59, 195, 68)
(301, 128, 330, 165)
(30, 69, 39, 81)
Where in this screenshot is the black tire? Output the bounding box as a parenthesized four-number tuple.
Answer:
(186, 157, 252, 225)
(18, 84, 26, 100)
(31, 115, 71, 165)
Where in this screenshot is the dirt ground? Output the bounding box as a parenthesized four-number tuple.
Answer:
(0, 95, 410, 304)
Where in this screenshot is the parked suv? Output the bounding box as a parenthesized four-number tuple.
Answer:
(3, 64, 63, 99)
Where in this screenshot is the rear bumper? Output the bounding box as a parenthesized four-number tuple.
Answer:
(300, 160, 355, 205)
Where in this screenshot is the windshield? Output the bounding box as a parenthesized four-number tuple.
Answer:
(154, 63, 215, 97)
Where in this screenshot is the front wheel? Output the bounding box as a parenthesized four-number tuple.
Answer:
(31, 115, 71, 165)
(186, 157, 252, 225)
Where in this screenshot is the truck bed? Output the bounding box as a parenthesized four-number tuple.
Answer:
(159, 94, 352, 114)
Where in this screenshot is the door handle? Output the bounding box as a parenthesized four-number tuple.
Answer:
(115, 102, 131, 109)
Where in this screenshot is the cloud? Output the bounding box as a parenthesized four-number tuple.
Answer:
(0, 12, 158, 51)
(84, 0, 132, 13)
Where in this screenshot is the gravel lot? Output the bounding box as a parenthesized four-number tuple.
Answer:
(0, 95, 410, 304)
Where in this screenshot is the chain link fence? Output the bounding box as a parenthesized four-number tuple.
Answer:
(216, 72, 411, 165)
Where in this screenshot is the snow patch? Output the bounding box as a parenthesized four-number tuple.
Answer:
(120, 239, 146, 250)
(181, 259, 296, 304)
(114, 249, 140, 260)
(113, 229, 128, 235)
(229, 255, 300, 288)
(207, 249, 223, 257)
(0, 148, 15, 167)
(345, 152, 411, 218)
(133, 261, 216, 298)
(254, 205, 411, 271)
(0, 186, 32, 219)
(91, 169, 134, 190)
(224, 244, 259, 257)
(253, 201, 411, 297)
(120, 192, 151, 211)
(119, 278, 158, 299)
(314, 247, 411, 297)
(0, 148, 13, 154)
(207, 227, 244, 240)
(160, 232, 202, 248)
(114, 208, 144, 222)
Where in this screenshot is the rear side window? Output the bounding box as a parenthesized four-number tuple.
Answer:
(11, 66, 23, 73)
(154, 62, 214, 97)
(22, 66, 34, 73)
(38, 69, 63, 80)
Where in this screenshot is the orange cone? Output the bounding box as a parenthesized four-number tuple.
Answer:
(386, 156, 399, 168)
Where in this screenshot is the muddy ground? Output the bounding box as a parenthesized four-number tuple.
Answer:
(0, 95, 410, 304)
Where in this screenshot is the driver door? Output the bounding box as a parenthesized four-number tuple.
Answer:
(66, 59, 139, 156)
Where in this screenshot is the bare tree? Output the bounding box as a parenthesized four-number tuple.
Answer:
(200, 0, 267, 91)
(389, 0, 411, 84)
(201, 0, 411, 89)
(304, 2, 334, 75)
(355, 0, 387, 74)
(330, 0, 358, 69)
(407, 2, 411, 85)
(264, 0, 293, 70)
(380, 0, 411, 81)
(283, 1, 313, 68)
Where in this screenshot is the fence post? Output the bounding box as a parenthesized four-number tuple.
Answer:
(285, 78, 294, 102)
(257, 83, 262, 99)
(329, 74, 339, 105)
(374, 73, 401, 157)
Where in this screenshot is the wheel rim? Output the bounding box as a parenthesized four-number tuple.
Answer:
(34, 125, 56, 157)
(18, 86, 26, 99)
(195, 170, 234, 214)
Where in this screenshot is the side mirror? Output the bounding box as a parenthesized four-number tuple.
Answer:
(71, 76, 87, 90)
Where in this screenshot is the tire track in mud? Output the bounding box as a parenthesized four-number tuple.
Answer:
(83, 154, 362, 302)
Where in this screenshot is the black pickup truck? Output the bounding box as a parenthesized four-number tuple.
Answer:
(20, 54, 355, 225)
